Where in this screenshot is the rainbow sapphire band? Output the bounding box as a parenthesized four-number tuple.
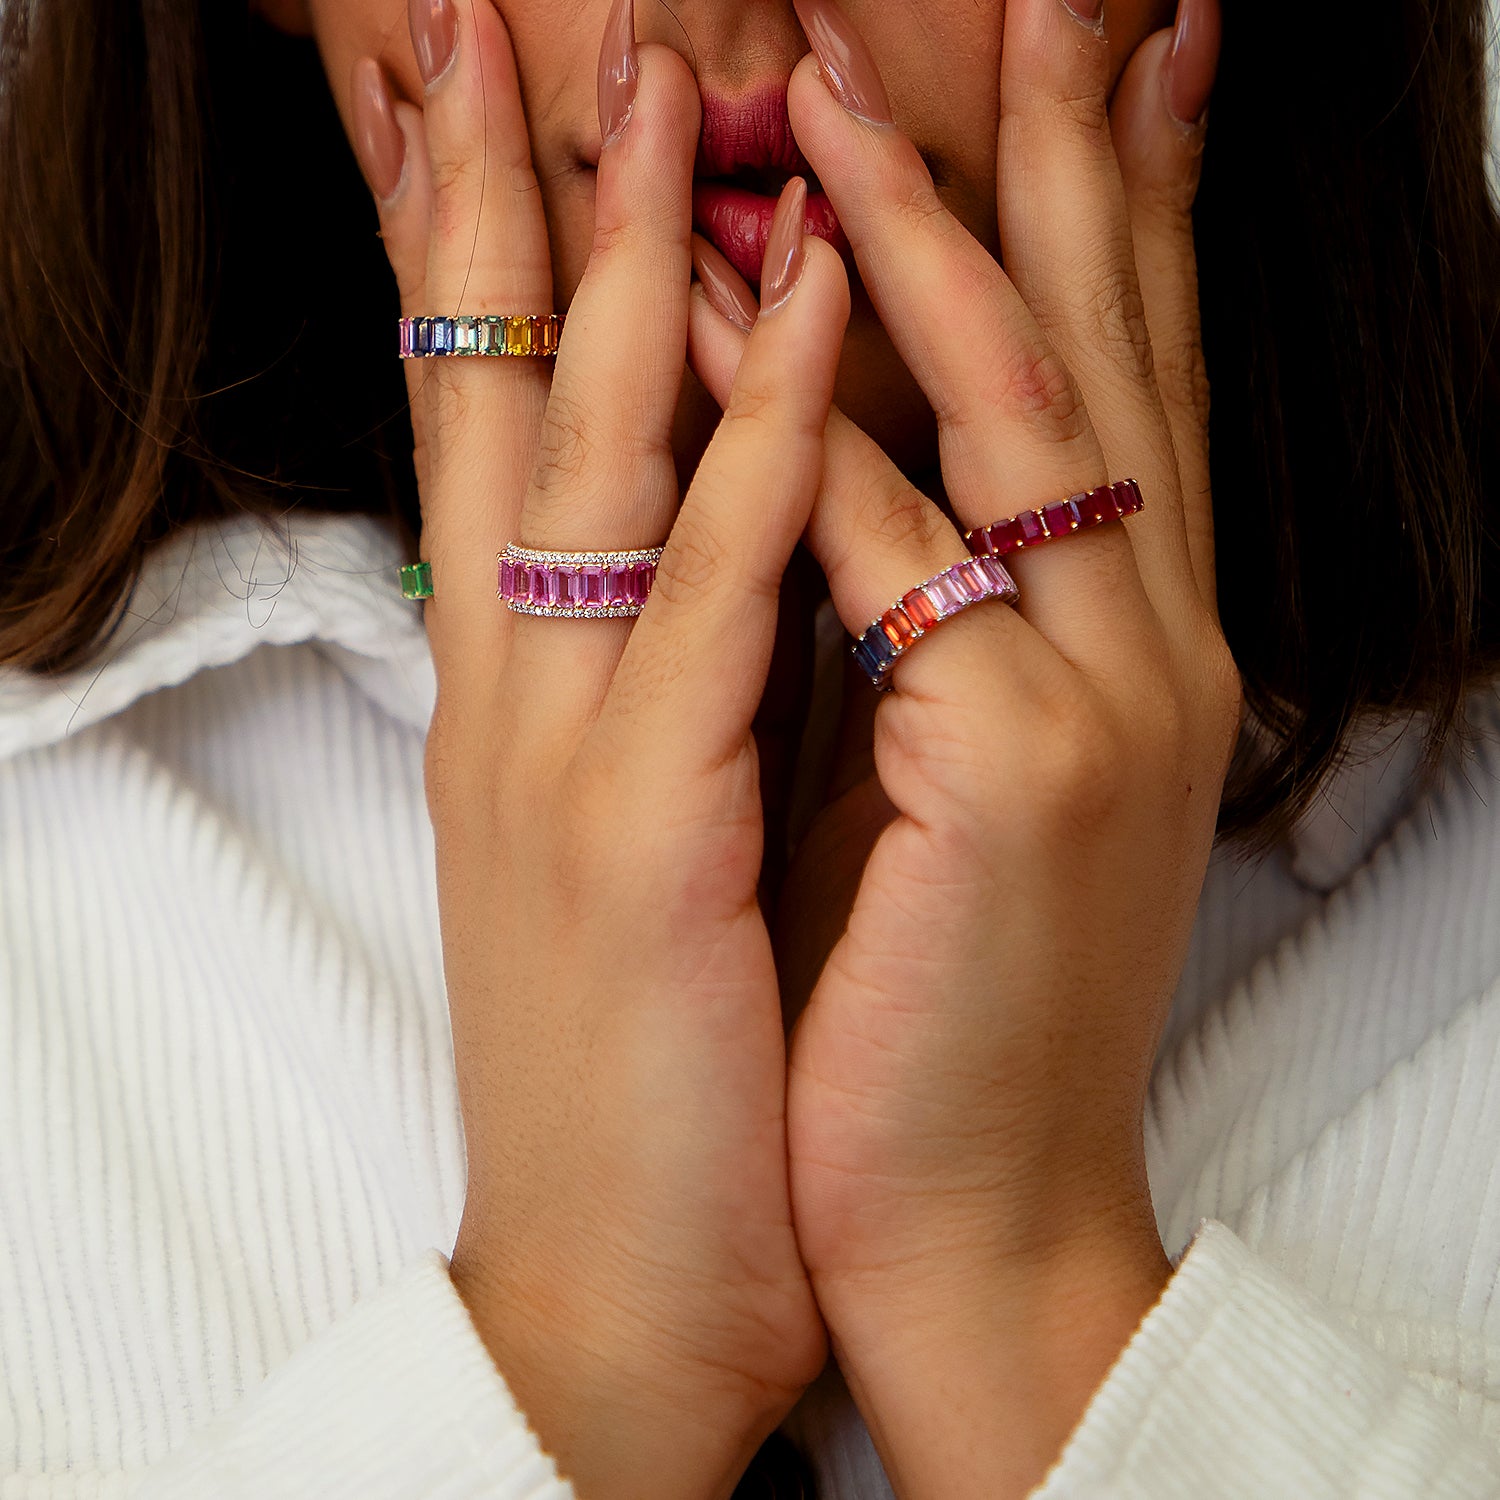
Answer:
(498, 543, 665, 619)
(963, 478, 1143, 559)
(852, 555, 1019, 692)
(398, 313, 564, 359)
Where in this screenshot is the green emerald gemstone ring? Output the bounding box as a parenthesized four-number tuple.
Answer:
(399, 561, 434, 600)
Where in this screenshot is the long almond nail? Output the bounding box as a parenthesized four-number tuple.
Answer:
(1163, 0, 1220, 128)
(351, 58, 406, 201)
(409, 0, 457, 89)
(691, 235, 759, 332)
(598, 0, 639, 146)
(759, 178, 809, 315)
(792, 0, 893, 125)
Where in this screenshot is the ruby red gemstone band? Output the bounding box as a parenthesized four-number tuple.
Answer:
(852, 555, 1020, 692)
(963, 478, 1144, 559)
(399, 314, 564, 359)
(498, 543, 665, 619)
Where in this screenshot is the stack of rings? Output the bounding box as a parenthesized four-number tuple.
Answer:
(848, 478, 1144, 691)
(398, 312, 564, 359)
(852, 555, 1019, 691)
(498, 543, 665, 619)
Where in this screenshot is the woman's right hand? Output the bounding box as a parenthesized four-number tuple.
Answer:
(348, 1, 850, 1495)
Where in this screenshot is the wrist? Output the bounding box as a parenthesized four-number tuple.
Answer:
(822, 1208, 1172, 1500)
(448, 1240, 779, 1500)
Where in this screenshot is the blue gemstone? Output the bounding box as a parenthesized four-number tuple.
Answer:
(414, 319, 432, 355)
(854, 628, 895, 683)
(431, 318, 454, 354)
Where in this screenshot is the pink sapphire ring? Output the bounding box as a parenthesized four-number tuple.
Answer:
(852, 555, 1019, 692)
(963, 478, 1144, 559)
(497, 543, 665, 619)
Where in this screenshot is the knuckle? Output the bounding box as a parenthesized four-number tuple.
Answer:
(1154, 331, 1212, 434)
(1050, 82, 1111, 148)
(864, 478, 951, 558)
(724, 382, 783, 438)
(960, 336, 1090, 445)
(653, 510, 733, 610)
(534, 390, 594, 488)
(1088, 270, 1155, 387)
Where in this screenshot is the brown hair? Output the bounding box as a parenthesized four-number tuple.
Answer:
(1, 0, 1497, 855)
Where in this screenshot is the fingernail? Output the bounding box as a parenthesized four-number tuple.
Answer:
(597, 0, 639, 146)
(791, 0, 893, 126)
(758, 178, 808, 315)
(409, 0, 457, 89)
(1163, 0, 1220, 128)
(1063, 0, 1104, 24)
(691, 234, 758, 332)
(351, 58, 406, 201)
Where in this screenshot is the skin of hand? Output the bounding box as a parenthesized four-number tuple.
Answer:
(347, 3, 855, 1497)
(685, 0, 1236, 1493)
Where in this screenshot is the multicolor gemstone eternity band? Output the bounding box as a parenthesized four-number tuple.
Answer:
(498, 543, 665, 619)
(963, 478, 1144, 559)
(398, 314, 564, 359)
(853, 555, 1020, 692)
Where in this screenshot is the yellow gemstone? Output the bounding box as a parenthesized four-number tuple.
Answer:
(505, 317, 533, 356)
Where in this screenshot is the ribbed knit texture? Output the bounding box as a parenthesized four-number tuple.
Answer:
(5, 506, 1500, 1498)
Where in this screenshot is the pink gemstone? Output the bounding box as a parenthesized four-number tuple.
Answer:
(1017, 510, 1048, 546)
(954, 559, 991, 600)
(924, 573, 967, 617)
(1041, 500, 1077, 536)
(497, 558, 515, 598)
(976, 556, 1016, 596)
(399, 320, 414, 357)
(623, 566, 648, 608)
(603, 566, 628, 606)
(581, 565, 605, 607)
(559, 568, 583, 606)
(900, 588, 939, 630)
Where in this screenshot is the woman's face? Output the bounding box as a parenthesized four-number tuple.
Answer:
(274, 0, 1171, 479)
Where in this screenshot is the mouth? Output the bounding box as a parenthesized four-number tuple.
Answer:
(690, 85, 849, 286)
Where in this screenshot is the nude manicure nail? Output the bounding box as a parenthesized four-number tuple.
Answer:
(1164, 0, 1221, 128)
(408, 0, 457, 89)
(691, 234, 759, 332)
(597, 0, 639, 146)
(1063, 0, 1104, 25)
(759, 178, 809, 315)
(351, 58, 406, 201)
(791, 0, 893, 125)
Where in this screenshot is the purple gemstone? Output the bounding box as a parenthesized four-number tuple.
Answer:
(924, 573, 967, 617)
(1017, 510, 1049, 546)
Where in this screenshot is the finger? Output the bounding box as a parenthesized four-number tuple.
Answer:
(688, 270, 1072, 749)
(995, 0, 1193, 619)
(1111, 0, 1221, 614)
(603, 209, 851, 784)
(407, 0, 554, 673)
(785, 3, 1154, 660)
(503, 18, 702, 727)
(350, 64, 435, 503)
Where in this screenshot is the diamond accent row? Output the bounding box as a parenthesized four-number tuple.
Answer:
(852, 554, 1019, 692)
(497, 543, 665, 618)
(963, 478, 1144, 558)
(398, 314, 564, 359)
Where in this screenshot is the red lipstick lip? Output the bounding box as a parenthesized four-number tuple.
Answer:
(690, 83, 846, 286)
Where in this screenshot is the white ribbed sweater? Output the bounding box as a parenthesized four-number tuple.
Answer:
(4, 509, 1500, 1499)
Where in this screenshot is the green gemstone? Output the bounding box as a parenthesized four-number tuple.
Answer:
(399, 561, 433, 600)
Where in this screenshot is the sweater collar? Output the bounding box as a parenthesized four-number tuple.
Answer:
(0, 509, 435, 761)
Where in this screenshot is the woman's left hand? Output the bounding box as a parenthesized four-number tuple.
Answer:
(689, 0, 1234, 1494)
